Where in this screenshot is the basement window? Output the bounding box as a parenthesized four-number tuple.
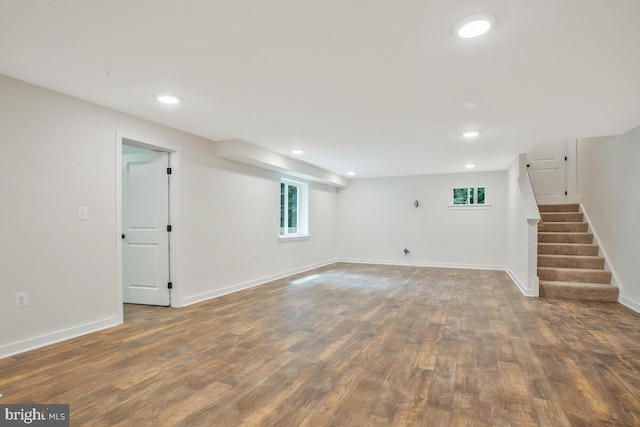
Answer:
(453, 187, 485, 205)
(449, 187, 490, 209)
(280, 178, 309, 239)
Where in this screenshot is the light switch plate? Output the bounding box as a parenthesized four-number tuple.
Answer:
(16, 292, 28, 308)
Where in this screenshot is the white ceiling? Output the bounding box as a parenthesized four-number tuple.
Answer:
(1, 0, 639, 178)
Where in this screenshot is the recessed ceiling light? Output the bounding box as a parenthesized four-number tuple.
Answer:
(453, 14, 496, 39)
(347, 171, 356, 176)
(463, 131, 480, 138)
(291, 149, 304, 155)
(465, 163, 476, 169)
(156, 94, 182, 104)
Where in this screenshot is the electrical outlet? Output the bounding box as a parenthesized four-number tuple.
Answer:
(77, 206, 88, 220)
(16, 292, 29, 308)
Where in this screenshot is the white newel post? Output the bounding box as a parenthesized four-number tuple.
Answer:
(527, 218, 540, 296)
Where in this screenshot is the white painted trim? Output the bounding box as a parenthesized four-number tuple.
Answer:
(279, 235, 311, 242)
(566, 139, 578, 203)
(620, 296, 640, 313)
(448, 204, 492, 210)
(115, 134, 124, 324)
(336, 258, 505, 271)
(115, 131, 183, 308)
(580, 204, 624, 303)
(505, 267, 526, 295)
(505, 267, 539, 297)
(0, 317, 120, 360)
(181, 259, 337, 307)
(169, 149, 183, 307)
(280, 177, 309, 238)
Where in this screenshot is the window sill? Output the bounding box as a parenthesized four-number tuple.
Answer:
(279, 235, 311, 242)
(448, 204, 492, 210)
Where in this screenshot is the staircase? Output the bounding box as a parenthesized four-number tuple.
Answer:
(537, 204, 618, 302)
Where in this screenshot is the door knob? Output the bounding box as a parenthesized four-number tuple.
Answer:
(121, 234, 126, 239)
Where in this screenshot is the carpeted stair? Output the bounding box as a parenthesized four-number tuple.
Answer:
(537, 204, 618, 302)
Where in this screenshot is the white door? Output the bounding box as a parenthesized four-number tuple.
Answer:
(527, 140, 566, 205)
(122, 151, 171, 306)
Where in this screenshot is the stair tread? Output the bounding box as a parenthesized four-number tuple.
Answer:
(539, 280, 618, 301)
(538, 231, 593, 236)
(538, 204, 580, 212)
(538, 266, 609, 273)
(538, 254, 604, 259)
(540, 213, 583, 218)
(541, 212, 581, 215)
(540, 211, 582, 215)
(538, 242, 598, 246)
(540, 280, 616, 288)
(540, 222, 586, 225)
(538, 232, 591, 234)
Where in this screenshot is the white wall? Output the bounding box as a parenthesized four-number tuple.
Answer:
(505, 155, 540, 296)
(179, 155, 337, 305)
(336, 171, 507, 269)
(506, 158, 527, 288)
(577, 129, 640, 311)
(0, 74, 337, 357)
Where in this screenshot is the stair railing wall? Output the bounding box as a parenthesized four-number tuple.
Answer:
(522, 163, 542, 296)
(506, 154, 541, 297)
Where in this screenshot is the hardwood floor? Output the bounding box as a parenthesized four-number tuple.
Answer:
(1, 263, 640, 426)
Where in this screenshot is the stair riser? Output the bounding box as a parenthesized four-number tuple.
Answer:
(538, 256, 605, 270)
(538, 233, 593, 244)
(538, 244, 599, 256)
(540, 213, 584, 222)
(538, 204, 580, 213)
(539, 283, 618, 302)
(538, 269, 612, 284)
(539, 223, 588, 232)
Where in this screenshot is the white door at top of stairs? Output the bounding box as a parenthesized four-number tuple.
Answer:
(527, 139, 567, 205)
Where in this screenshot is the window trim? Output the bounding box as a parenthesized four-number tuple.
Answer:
(449, 186, 491, 209)
(279, 178, 309, 239)
(448, 204, 492, 210)
(451, 186, 486, 205)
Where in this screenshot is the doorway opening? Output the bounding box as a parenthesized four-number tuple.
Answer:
(115, 132, 181, 323)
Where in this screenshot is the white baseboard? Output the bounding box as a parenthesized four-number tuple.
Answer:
(337, 258, 505, 271)
(620, 296, 640, 313)
(0, 316, 121, 360)
(180, 259, 337, 307)
(505, 267, 538, 297)
(505, 267, 527, 295)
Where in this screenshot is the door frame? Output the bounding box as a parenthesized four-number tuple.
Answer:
(115, 131, 182, 323)
(527, 139, 567, 205)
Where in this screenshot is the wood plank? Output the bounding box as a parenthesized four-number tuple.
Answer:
(1, 263, 640, 425)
